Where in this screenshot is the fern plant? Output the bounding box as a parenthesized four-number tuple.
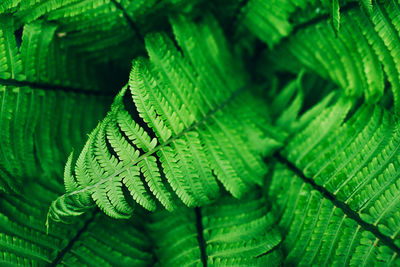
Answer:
(2, 0, 400, 266)
(47, 14, 283, 222)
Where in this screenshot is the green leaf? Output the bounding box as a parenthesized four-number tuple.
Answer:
(49, 14, 283, 221)
(148, 191, 283, 266)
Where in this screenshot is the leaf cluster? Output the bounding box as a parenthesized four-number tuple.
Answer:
(2, 0, 400, 266)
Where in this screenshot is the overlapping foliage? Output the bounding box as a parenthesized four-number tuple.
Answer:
(2, 0, 400, 266)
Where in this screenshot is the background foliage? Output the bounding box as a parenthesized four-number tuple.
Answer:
(1, 0, 400, 266)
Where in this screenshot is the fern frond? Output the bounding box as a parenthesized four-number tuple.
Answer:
(271, 2, 400, 113)
(0, 179, 154, 266)
(56, 214, 154, 266)
(0, 15, 107, 90)
(239, 0, 349, 49)
(48, 14, 284, 221)
(148, 191, 283, 266)
(0, 14, 112, 193)
(0, 86, 109, 192)
(276, 97, 400, 254)
(2, 0, 203, 71)
(268, 165, 400, 266)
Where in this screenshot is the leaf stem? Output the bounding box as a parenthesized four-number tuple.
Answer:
(0, 78, 112, 96)
(48, 211, 99, 266)
(195, 207, 207, 267)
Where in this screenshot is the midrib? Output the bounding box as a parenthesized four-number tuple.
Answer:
(48, 210, 98, 266)
(0, 78, 110, 95)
